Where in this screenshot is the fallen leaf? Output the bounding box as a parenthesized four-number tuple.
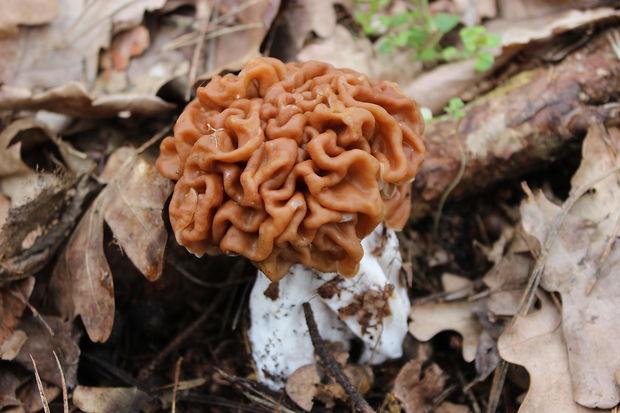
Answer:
(0, 176, 100, 281)
(72, 386, 152, 413)
(0, 194, 8, 228)
(436, 401, 472, 413)
(520, 124, 620, 408)
(498, 293, 599, 413)
(14, 315, 80, 388)
(279, 0, 337, 50)
(101, 25, 150, 74)
(0, 370, 21, 409)
(393, 359, 447, 413)
(0, 277, 35, 346)
(0, 0, 58, 38)
(0, 0, 166, 90)
(496, 0, 613, 20)
(297, 25, 423, 86)
(49, 147, 172, 342)
(409, 274, 481, 362)
(95, 18, 190, 98)
(0, 0, 172, 118)
(0, 330, 27, 361)
(17, 379, 60, 413)
(488, 7, 620, 49)
(0, 81, 175, 118)
(194, 0, 281, 83)
(286, 364, 321, 411)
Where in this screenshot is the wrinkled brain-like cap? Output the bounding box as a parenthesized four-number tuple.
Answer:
(156, 57, 424, 281)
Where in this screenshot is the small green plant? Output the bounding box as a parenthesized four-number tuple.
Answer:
(354, 0, 500, 71)
(443, 97, 465, 119)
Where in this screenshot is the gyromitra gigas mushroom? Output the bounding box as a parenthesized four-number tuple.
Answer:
(157, 57, 424, 389)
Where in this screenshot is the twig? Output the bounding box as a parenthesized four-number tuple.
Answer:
(138, 292, 226, 381)
(432, 125, 467, 240)
(53, 351, 69, 413)
(30, 354, 51, 413)
(137, 121, 175, 154)
(215, 368, 298, 413)
(187, 0, 212, 100)
(9, 290, 55, 337)
(516, 164, 620, 317)
(486, 360, 508, 413)
(302, 302, 375, 413)
(172, 357, 183, 413)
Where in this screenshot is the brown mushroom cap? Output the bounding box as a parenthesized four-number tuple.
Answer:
(157, 57, 424, 281)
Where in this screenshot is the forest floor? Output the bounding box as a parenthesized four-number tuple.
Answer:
(1, 0, 620, 412)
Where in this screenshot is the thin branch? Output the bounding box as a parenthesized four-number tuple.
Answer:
(30, 354, 51, 413)
(302, 302, 375, 413)
(53, 351, 69, 413)
(172, 357, 183, 413)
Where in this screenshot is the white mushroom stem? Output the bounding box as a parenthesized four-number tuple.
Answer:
(248, 225, 410, 390)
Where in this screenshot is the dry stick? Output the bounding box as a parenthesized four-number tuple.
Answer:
(53, 351, 69, 413)
(172, 357, 183, 413)
(9, 290, 55, 336)
(302, 302, 375, 413)
(137, 121, 175, 154)
(138, 292, 226, 381)
(30, 354, 51, 413)
(186, 0, 212, 101)
(485, 164, 620, 413)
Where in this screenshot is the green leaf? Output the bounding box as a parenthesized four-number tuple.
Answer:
(406, 27, 427, 47)
(433, 13, 459, 33)
(474, 51, 494, 71)
(484, 33, 501, 48)
(391, 12, 410, 26)
(378, 39, 393, 54)
(460, 26, 485, 51)
(444, 97, 465, 119)
(394, 30, 410, 46)
(378, 15, 392, 27)
(441, 46, 458, 60)
(419, 47, 437, 61)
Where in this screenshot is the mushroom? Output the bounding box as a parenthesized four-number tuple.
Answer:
(156, 57, 424, 389)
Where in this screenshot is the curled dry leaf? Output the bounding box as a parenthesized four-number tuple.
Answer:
(0, 81, 175, 118)
(393, 358, 447, 413)
(101, 25, 150, 74)
(95, 21, 189, 98)
(498, 293, 599, 413)
(0, 0, 172, 117)
(409, 274, 481, 362)
(0, 370, 21, 409)
(72, 386, 151, 413)
(0, 0, 58, 38)
(520, 125, 620, 409)
(50, 147, 172, 342)
(14, 315, 80, 388)
(286, 364, 321, 411)
(487, 6, 620, 49)
(0, 277, 34, 347)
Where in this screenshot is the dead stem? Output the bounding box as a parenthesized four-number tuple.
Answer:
(53, 351, 69, 413)
(302, 302, 375, 413)
(30, 354, 51, 413)
(172, 357, 183, 413)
